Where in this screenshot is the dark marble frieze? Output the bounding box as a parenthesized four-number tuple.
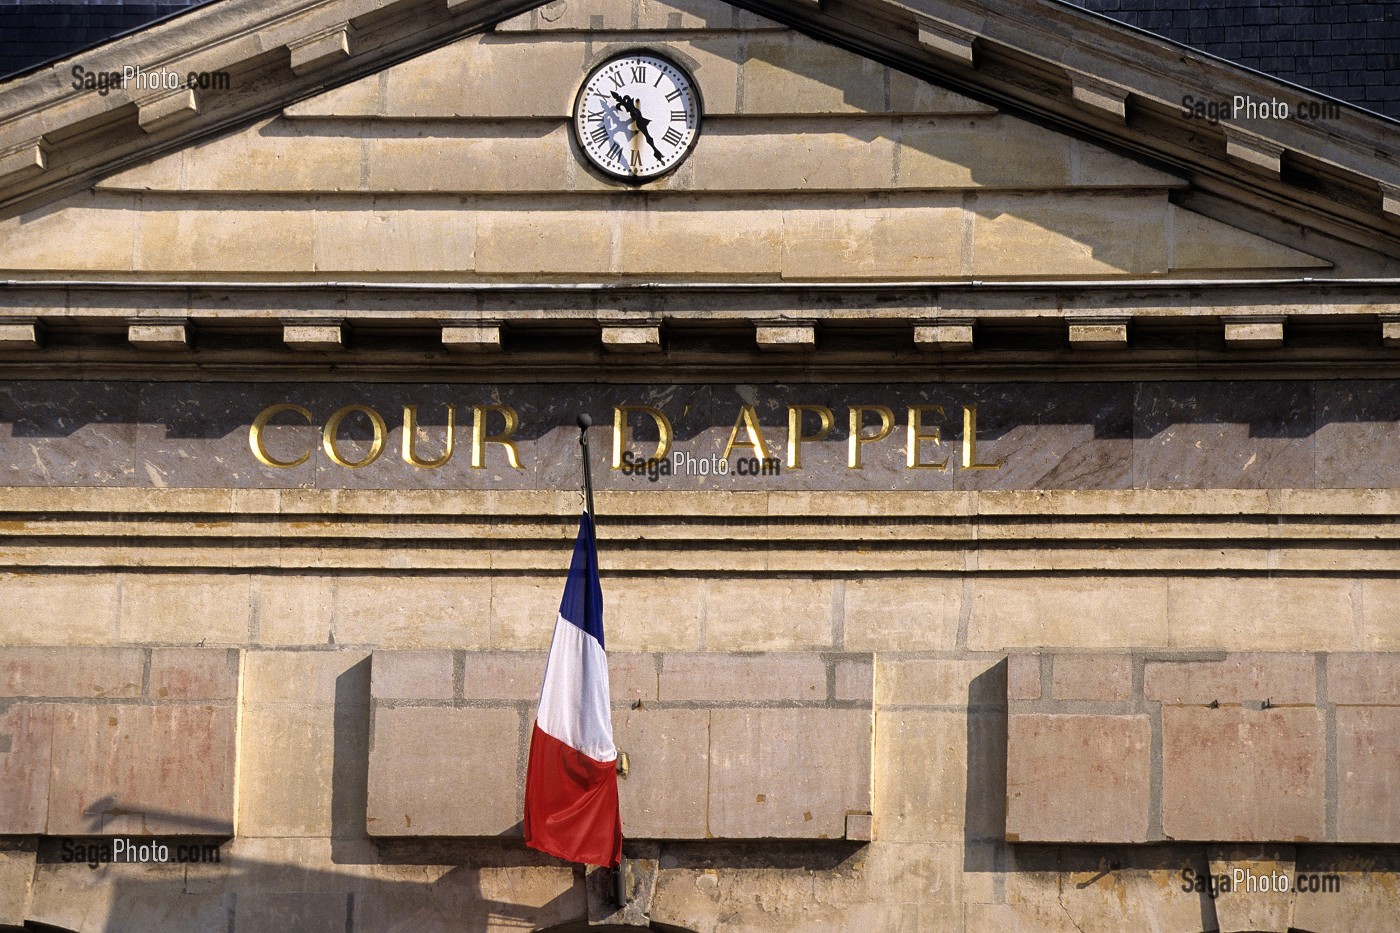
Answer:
(0, 379, 1393, 491)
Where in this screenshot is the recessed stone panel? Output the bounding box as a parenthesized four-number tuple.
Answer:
(366, 706, 521, 837)
(1161, 707, 1325, 842)
(1005, 713, 1150, 843)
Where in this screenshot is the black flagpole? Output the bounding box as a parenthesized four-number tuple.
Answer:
(576, 413, 625, 908)
(576, 414, 597, 521)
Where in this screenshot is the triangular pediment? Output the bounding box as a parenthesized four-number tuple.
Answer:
(0, 0, 1396, 287)
(0, 0, 1381, 284)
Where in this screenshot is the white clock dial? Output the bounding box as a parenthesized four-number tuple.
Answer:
(573, 52, 701, 182)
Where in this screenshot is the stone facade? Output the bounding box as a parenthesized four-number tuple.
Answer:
(0, 0, 1398, 929)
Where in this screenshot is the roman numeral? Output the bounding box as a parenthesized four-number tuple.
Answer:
(631, 65, 647, 84)
(610, 73, 625, 88)
(662, 127, 684, 147)
(665, 88, 682, 102)
(608, 140, 624, 163)
(670, 108, 686, 122)
(590, 126, 609, 144)
(588, 110, 604, 124)
(654, 72, 664, 87)
(630, 148, 642, 170)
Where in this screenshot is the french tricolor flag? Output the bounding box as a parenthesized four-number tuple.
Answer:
(524, 511, 623, 867)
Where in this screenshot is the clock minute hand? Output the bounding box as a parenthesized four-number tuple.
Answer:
(610, 92, 664, 163)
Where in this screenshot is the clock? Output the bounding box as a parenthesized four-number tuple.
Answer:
(572, 51, 702, 182)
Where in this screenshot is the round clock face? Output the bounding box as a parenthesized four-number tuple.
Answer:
(572, 52, 701, 182)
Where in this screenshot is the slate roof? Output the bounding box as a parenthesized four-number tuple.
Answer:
(2, 0, 1397, 120)
(0, 2, 209, 82)
(1063, 0, 1400, 119)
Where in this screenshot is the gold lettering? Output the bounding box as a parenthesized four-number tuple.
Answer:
(848, 405, 895, 470)
(401, 405, 455, 469)
(472, 405, 523, 469)
(721, 404, 772, 461)
(907, 405, 948, 470)
(612, 405, 674, 469)
(249, 403, 314, 468)
(786, 405, 833, 469)
(323, 405, 387, 468)
(961, 404, 1005, 470)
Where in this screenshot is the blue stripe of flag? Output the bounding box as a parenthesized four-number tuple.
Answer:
(558, 511, 605, 649)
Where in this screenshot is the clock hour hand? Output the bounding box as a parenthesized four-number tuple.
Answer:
(610, 92, 664, 163)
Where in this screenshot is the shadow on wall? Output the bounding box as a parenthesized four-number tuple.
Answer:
(14, 657, 866, 932)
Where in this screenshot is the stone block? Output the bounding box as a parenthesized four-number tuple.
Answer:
(588, 576, 707, 652)
(1067, 321, 1128, 350)
(702, 576, 834, 651)
(1329, 653, 1400, 705)
(614, 708, 708, 838)
(969, 575, 1169, 650)
(236, 704, 337, 837)
(1337, 706, 1400, 842)
(874, 710, 967, 843)
(1166, 577, 1355, 651)
(690, 128, 897, 190)
(476, 209, 610, 276)
(456, 651, 544, 701)
(118, 572, 251, 644)
(970, 194, 1168, 276)
(283, 323, 344, 351)
(708, 707, 870, 838)
(1050, 653, 1133, 701)
(313, 208, 475, 274)
(0, 704, 52, 834)
(47, 703, 236, 835)
(0, 320, 40, 348)
(242, 649, 364, 707)
(443, 323, 503, 351)
(843, 576, 962, 651)
(1145, 653, 1315, 706)
(0, 200, 139, 272)
(1224, 319, 1285, 349)
(660, 653, 826, 702)
(0, 573, 119, 645)
(0, 647, 144, 699)
(367, 706, 521, 836)
(607, 652, 658, 704)
(379, 36, 585, 118)
(780, 203, 962, 279)
(897, 116, 1072, 189)
(876, 658, 999, 708)
(333, 574, 491, 649)
(234, 893, 348, 933)
(136, 207, 315, 273)
(0, 838, 36, 926)
(288, 25, 352, 75)
(619, 206, 783, 277)
(1205, 845, 1297, 933)
(1161, 706, 1325, 841)
(148, 648, 239, 700)
(1007, 654, 1041, 701)
(601, 325, 661, 352)
(372, 650, 454, 701)
(128, 322, 189, 349)
(741, 34, 886, 114)
(754, 323, 816, 351)
(254, 575, 335, 646)
(1005, 713, 1150, 843)
(834, 657, 873, 702)
(1173, 209, 1328, 271)
(914, 321, 974, 350)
